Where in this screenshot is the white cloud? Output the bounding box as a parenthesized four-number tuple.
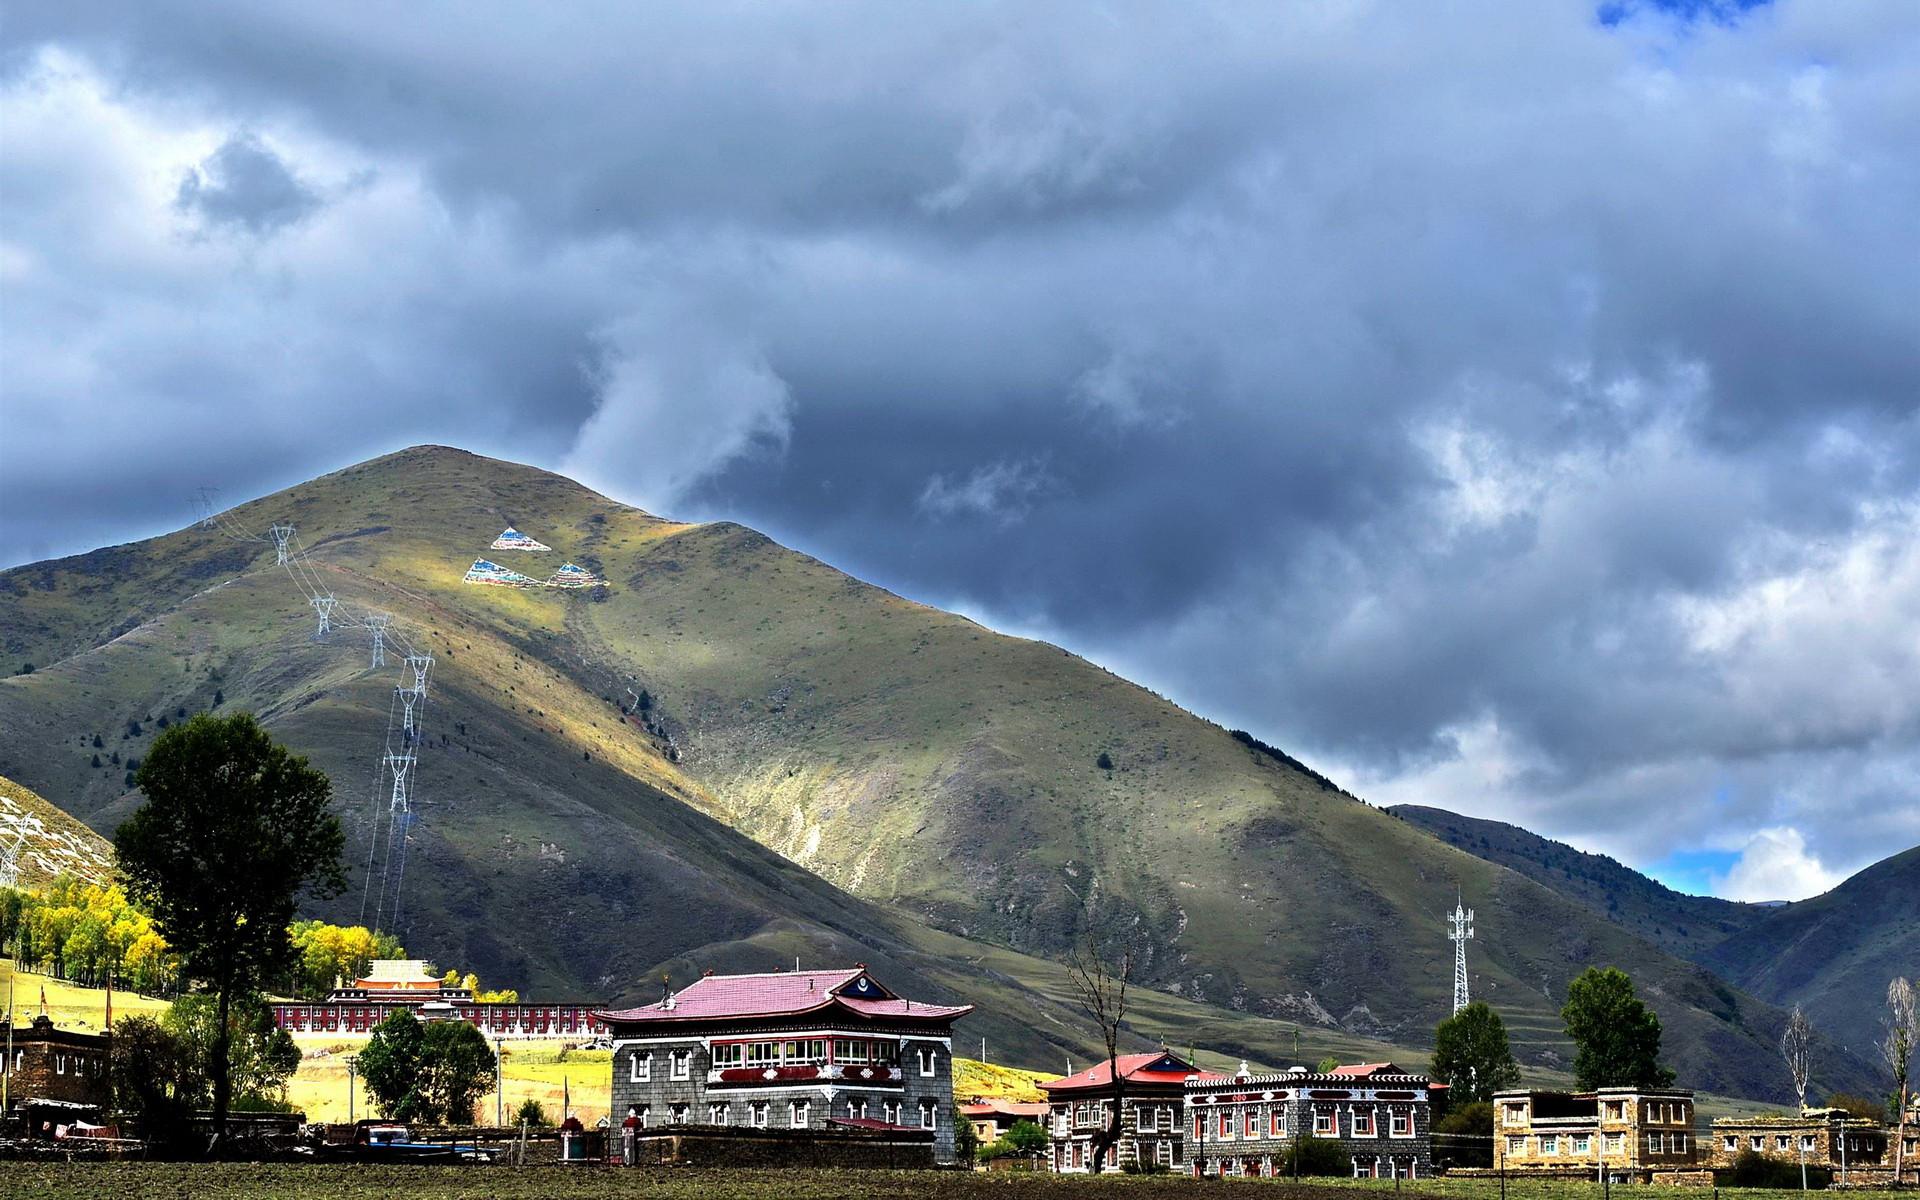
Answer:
(917, 458, 1053, 525)
(1712, 827, 1845, 902)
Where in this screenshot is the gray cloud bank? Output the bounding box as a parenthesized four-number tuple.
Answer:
(2, 1, 1916, 898)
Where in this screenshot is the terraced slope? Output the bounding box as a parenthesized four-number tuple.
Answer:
(0, 774, 114, 891)
(0, 446, 1879, 1099)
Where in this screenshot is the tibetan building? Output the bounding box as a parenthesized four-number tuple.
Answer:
(1, 1014, 111, 1115)
(270, 958, 606, 1039)
(1185, 1061, 1436, 1179)
(1495, 1086, 1700, 1179)
(1041, 1049, 1218, 1173)
(1711, 1109, 1890, 1180)
(595, 965, 973, 1165)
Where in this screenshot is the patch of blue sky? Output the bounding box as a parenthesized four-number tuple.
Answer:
(1645, 848, 1740, 896)
(1598, 0, 1773, 29)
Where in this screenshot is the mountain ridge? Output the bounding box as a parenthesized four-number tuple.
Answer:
(0, 445, 1883, 1101)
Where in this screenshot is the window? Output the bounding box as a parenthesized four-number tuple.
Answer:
(751, 1102, 769, 1128)
(712, 1042, 744, 1069)
(791, 1100, 811, 1127)
(916, 1046, 938, 1077)
(670, 1050, 691, 1081)
(746, 1041, 780, 1068)
(1575, 1135, 1590, 1154)
(1245, 1108, 1258, 1137)
(1504, 1104, 1528, 1126)
(920, 1100, 937, 1130)
(1196, 1113, 1207, 1139)
(1606, 1133, 1624, 1154)
(57, 1055, 66, 1075)
(1219, 1110, 1233, 1139)
(1801, 1136, 1817, 1152)
(1605, 1101, 1626, 1121)
(1353, 1108, 1375, 1137)
(1507, 1136, 1526, 1155)
(1542, 1135, 1559, 1155)
(1751, 1136, 1763, 1151)
(636, 1105, 650, 1128)
(1315, 1110, 1335, 1136)
(709, 1103, 729, 1125)
(1674, 1133, 1687, 1154)
(872, 1040, 900, 1065)
(1156, 1140, 1172, 1166)
(849, 1098, 869, 1121)
(1724, 1136, 1738, 1151)
(1391, 1111, 1411, 1138)
(833, 1038, 866, 1064)
(883, 1100, 901, 1126)
(1775, 1136, 1790, 1151)
(670, 1103, 687, 1125)
(1648, 1133, 1665, 1154)
(630, 1051, 651, 1083)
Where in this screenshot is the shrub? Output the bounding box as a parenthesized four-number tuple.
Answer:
(515, 1097, 550, 1127)
(1276, 1135, 1355, 1176)
(1724, 1149, 1830, 1189)
(1096, 752, 1114, 770)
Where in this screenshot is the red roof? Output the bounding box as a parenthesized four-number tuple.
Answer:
(594, 967, 972, 1024)
(961, 1100, 1051, 1118)
(1040, 1051, 1222, 1094)
(1330, 1062, 1402, 1077)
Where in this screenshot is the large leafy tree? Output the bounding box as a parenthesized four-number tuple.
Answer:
(359, 1008, 431, 1122)
(419, 1019, 497, 1125)
(115, 712, 345, 1149)
(108, 1015, 196, 1152)
(164, 993, 302, 1110)
(1561, 966, 1675, 1090)
(1432, 1001, 1522, 1104)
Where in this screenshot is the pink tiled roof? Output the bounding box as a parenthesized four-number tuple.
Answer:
(1330, 1062, 1402, 1077)
(594, 967, 971, 1024)
(1040, 1051, 1223, 1093)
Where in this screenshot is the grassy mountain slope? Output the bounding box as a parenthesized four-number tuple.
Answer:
(1701, 847, 1920, 1063)
(0, 446, 1879, 1100)
(0, 774, 114, 891)
(1389, 805, 1763, 960)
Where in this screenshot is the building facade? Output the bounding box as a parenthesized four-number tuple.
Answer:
(596, 966, 972, 1165)
(0, 1015, 111, 1111)
(269, 958, 608, 1040)
(1041, 1050, 1215, 1173)
(961, 1097, 1050, 1144)
(1494, 1087, 1699, 1177)
(1186, 1061, 1435, 1179)
(1711, 1110, 1887, 1174)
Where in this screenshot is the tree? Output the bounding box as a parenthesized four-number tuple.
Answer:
(515, 1097, 550, 1127)
(1782, 1004, 1814, 1190)
(109, 1015, 196, 1152)
(1561, 967, 1674, 1089)
(359, 1008, 431, 1122)
(1433, 1002, 1522, 1104)
(1004, 1118, 1049, 1154)
(165, 994, 301, 1110)
(951, 1102, 980, 1165)
(1884, 978, 1916, 1186)
(418, 1019, 497, 1125)
(1064, 930, 1135, 1175)
(1823, 1092, 1888, 1122)
(1434, 1101, 1494, 1168)
(1096, 752, 1114, 771)
(115, 712, 346, 1150)
(1316, 1055, 1342, 1074)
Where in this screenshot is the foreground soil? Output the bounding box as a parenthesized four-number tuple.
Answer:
(0, 1164, 1365, 1200)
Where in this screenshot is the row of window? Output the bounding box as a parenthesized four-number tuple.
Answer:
(1193, 1105, 1413, 1141)
(1724, 1134, 1820, 1153)
(1198, 1153, 1419, 1179)
(1507, 1132, 1689, 1156)
(630, 1042, 939, 1077)
(1500, 1100, 1691, 1127)
(0, 1050, 99, 1077)
(1058, 1102, 1177, 1132)
(624, 1096, 939, 1130)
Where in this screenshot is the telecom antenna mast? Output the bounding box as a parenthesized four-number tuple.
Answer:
(1448, 898, 1475, 1014)
(269, 523, 296, 565)
(366, 613, 392, 668)
(310, 595, 337, 640)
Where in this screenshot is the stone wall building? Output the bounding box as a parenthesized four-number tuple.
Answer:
(1494, 1087, 1699, 1178)
(1042, 1049, 1214, 1173)
(0, 1015, 111, 1112)
(596, 965, 972, 1165)
(1186, 1061, 1435, 1179)
(1710, 1109, 1888, 1175)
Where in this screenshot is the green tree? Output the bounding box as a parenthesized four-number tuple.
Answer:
(1433, 1100, 1493, 1168)
(1004, 1118, 1049, 1153)
(1316, 1055, 1342, 1073)
(419, 1019, 497, 1125)
(360, 1008, 431, 1121)
(164, 993, 301, 1110)
(115, 712, 346, 1148)
(514, 1096, 550, 1127)
(1432, 1001, 1521, 1103)
(109, 1015, 197, 1151)
(1561, 967, 1674, 1089)
(951, 1102, 980, 1165)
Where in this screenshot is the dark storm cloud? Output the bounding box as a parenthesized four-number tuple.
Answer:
(3, 0, 1917, 896)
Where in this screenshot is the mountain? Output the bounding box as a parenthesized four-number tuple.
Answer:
(0, 446, 1882, 1100)
(1394, 804, 1918, 1083)
(1701, 848, 1920, 1063)
(0, 773, 114, 891)
(1390, 805, 1764, 960)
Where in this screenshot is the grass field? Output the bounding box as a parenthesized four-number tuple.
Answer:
(0, 1166, 1837, 1200)
(0, 960, 169, 1035)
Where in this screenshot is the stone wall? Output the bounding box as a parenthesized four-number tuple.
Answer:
(0, 1018, 110, 1109)
(623, 1125, 936, 1168)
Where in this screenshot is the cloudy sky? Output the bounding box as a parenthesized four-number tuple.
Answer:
(4, 1, 1917, 901)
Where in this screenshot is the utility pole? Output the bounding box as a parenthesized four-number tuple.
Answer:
(345, 1054, 360, 1124)
(1448, 898, 1475, 1014)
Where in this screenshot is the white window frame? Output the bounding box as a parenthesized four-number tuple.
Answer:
(1314, 1109, 1336, 1137)
(883, 1100, 900, 1126)
(920, 1100, 936, 1130)
(1390, 1110, 1412, 1138)
(670, 1049, 691, 1081)
(636, 1105, 650, 1128)
(751, 1101, 769, 1128)
(1541, 1135, 1559, 1155)
(917, 1046, 937, 1077)
(712, 1042, 744, 1069)
(791, 1099, 811, 1128)
(670, 1103, 688, 1125)
(1353, 1107, 1376, 1137)
(709, 1103, 729, 1125)
(630, 1051, 651, 1083)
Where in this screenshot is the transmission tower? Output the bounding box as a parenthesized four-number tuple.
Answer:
(366, 612, 392, 668)
(384, 752, 416, 813)
(0, 826, 25, 890)
(310, 594, 337, 640)
(192, 487, 220, 530)
(405, 654, 432, 696)
(269, 523, 296, 565)
(1448, 897, 1475, 1014)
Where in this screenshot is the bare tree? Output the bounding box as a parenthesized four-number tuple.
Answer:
(1064, 930, 1135, 1175)
(1782, 1005, 1813, 1191)
(1885, 978, 1917, 1186)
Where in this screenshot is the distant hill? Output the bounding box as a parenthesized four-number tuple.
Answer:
(1701, 847, 1920, 1065)
(0, 774, 113, 891)
(1390, 805, 1764, 959)
(0, 445, 1883, 1100)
